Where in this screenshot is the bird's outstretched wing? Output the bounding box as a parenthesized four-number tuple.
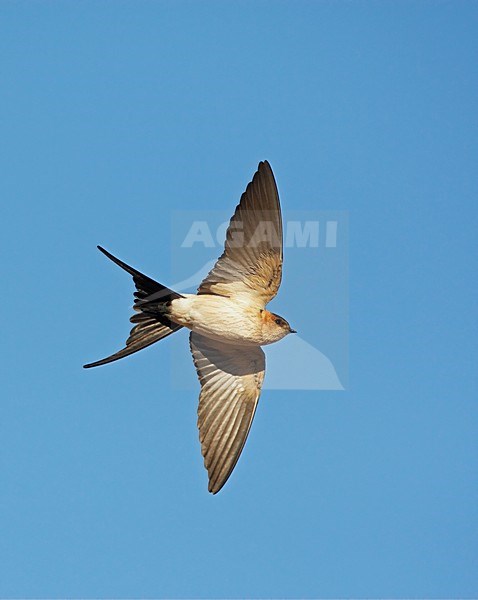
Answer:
(197, 161, 283, 308)
(189, 332, 265, 494)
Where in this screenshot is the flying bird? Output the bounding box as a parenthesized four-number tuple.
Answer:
(84, 161, 295, 493)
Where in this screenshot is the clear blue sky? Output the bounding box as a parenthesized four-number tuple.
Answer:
(1, 1, 477, 597)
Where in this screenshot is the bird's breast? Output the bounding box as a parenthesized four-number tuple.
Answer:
(170, 294, 264, 345)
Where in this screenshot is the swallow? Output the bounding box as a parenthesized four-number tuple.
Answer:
(84, 161, 295, 493)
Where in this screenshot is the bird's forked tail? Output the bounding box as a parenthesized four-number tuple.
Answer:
(83, 246, 184, 368)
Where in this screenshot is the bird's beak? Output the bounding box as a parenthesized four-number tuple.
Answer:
(289, 328, 297, 334)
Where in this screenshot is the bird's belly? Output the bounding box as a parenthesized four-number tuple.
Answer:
(170, 295, 261, 345)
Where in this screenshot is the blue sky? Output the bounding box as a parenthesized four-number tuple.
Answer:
(1, 1, 477, 597)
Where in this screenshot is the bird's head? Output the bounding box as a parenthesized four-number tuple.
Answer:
(260, 310, 296, 344)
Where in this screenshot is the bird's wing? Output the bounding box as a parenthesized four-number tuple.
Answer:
(189, 332, 265, 494)
(197, 161, 283, 308)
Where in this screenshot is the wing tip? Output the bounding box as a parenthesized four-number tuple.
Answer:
(258, 159, 272, 172)
(255, 160, 278, 193)
(208, 481, 224, 495)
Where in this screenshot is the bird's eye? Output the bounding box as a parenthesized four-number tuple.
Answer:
(275, 319, 282, 326)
